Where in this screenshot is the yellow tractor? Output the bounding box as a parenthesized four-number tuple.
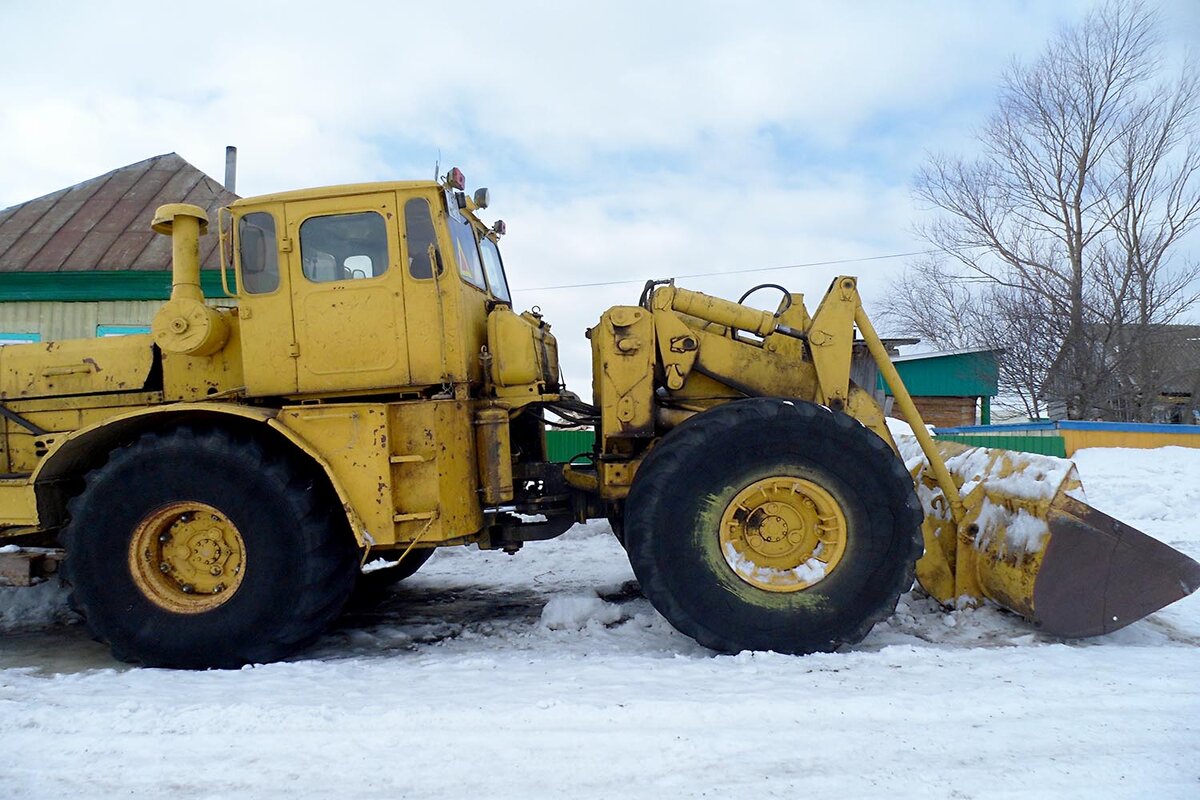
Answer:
(0, 169, 1195, 668)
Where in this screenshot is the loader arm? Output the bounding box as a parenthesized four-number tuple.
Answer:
(592, 275, 1200, 638)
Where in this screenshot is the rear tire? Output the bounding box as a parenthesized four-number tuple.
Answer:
(624, 398, 922, 655)
(62, 425, 358, 669)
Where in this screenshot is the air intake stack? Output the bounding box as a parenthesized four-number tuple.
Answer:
(149, 203, 230, 356)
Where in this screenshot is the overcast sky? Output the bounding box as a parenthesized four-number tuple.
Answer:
(2, 0, 1197, 389)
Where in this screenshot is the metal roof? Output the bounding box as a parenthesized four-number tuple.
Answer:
(236, 179, 438, 206)
(891, 346, 1004, 362)
(0, 153, 237, 273)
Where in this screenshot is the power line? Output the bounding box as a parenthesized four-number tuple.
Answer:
(512, 249, 940, 292)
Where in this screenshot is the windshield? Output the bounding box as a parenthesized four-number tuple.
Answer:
(479, 236, 511, 303)
(448, 214, 486, 290)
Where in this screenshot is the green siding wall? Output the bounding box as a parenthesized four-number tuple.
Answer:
(0, 271, 230, 302)
(879, 351, 1000, 397)
(934, 432, 1067, 457)
(545, 430, 595, 463)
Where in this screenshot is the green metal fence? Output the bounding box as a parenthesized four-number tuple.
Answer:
(545, 429, 595, 463)
(932, 432, 1067, 457)
(547, 421, 1197, 463)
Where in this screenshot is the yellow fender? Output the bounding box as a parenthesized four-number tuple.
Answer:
(30, 403, 371, 547)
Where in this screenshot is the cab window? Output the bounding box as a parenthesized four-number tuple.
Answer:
(300, 211, 389, 283)
(449, 215, 486, 290)
(479, 237, 511, 303)
(405, 198, 440, 279)
(239, 212, 279, 294)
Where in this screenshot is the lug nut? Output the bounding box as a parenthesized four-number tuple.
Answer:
(159, 563, 171, 573)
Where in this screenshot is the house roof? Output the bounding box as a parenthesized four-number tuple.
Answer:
(1047, 323, 1200, 397)
(0, 153, 237, 273)
(891, 346, 1004, 362)
(1145, 324, 1200, 394)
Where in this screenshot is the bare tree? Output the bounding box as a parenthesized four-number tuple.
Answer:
(881, 258, 1062, 419)
(890, 0, 1200, 420)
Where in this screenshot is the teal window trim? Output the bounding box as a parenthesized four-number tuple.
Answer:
(97, 324, 151, 337)
(0, 331, 41, 344)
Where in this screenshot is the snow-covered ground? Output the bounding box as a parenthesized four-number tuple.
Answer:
(2, 446, 1198, 799)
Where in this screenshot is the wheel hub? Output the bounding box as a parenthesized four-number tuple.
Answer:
(128, 501, 246, 613)
(719, 476, 848, 592)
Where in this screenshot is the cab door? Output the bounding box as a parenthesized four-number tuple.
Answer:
(235, 203, 300, 396)
(283, 192, 411, 395)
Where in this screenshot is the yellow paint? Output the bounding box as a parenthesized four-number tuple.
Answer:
(474, 405, 514, 504)
(1060, 429, 1200, 456)
(0, 390, 164, 475)
(161, 318, 246, 402)
(385, 399, 483, 544)
(717, 476, 848, 592)
(0, 482, 37, 525)
(905, 438, 1086, 618)
(150, 205, 230, 357)
(0, 334, 156, 402)
(486, 306, 560, 399)
(590, 306, 657, 445)
(806, 277, 858, 408)
(127, 500, 246, 613)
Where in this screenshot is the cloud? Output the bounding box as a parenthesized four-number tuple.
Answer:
(15, 0, 1188, 388)
(0, 1, 1092, 198)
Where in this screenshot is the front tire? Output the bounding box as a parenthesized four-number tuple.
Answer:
(62, 425, 358, 669)
(624, 398, 922, 655)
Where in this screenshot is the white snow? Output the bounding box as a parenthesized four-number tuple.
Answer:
(899, 436, 1085, 555)
(884, 414, 934, 439)
(944, 446, 1077, 502)
(539, 593, 626, 630)
(1, 447, 1198, 799)
(721, 541, 828, 586)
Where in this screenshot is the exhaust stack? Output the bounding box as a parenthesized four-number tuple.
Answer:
(224, 146, 237, 193)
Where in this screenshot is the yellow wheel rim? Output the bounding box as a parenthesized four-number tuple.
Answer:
(718, 476, 848, 592)
(128, 501, 246, 614)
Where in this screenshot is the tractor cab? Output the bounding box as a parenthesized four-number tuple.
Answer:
(226, 170, 553, 401)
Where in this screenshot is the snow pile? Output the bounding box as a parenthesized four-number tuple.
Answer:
(894, 432, 1087, 555)
(883, 415, 933, 439)
(944, 446, 1080, 503)
(539, 593, 625, 630)
(1072, 446, 1200, 549)
(0, 580, 77, 632)
(985, 507, 1049, 553)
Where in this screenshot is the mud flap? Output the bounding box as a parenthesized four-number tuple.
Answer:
(1034, 496, 1200, 637)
